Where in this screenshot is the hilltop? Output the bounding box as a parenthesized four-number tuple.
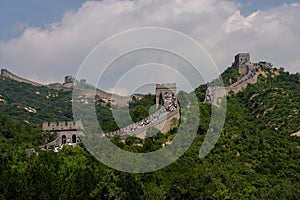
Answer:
(0, 55, 299, 137)
(0, 75, 73, 125)
(1, 68, 143, 106)
(0, 55, 299, 199)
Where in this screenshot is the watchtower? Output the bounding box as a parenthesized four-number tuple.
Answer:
(155, 83, 177, 111)
(42, 121, 84, 147)
(64, 76, 75, 84)
(1, 69, 7, 76)
(235, 53, 250, 74)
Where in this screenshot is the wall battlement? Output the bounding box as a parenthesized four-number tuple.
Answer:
(42, 120, 84, 132)
(155, 83, 176, 89)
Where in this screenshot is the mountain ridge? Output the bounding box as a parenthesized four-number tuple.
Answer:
(0, 58, 299, 199)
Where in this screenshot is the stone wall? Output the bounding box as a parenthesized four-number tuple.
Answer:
(155, 83, 177, 113)
(42, 120, 84, 148)
(1, 69, 43, 86)
(155, 83, 176, 107)
(234, 53, 251, 75)
(64, 76, 75, 84)
(42, 120, 84, 132)
(133, 110, 180, 139)
(235, 53, 250, 65)
(204, 53, 260, 105)
(205, 67, 258, 105)
(239, 65, 249, 75)
(44, 130, 82, 148)
(108, 110, 180, 140)
(98, 83, 180, 140)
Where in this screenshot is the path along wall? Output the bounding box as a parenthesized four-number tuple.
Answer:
(1, 69, 43, 86)
(108, 110, 180, 140)
(205, 68, 258, 105)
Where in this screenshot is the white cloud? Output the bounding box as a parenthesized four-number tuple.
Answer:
(0, 0, 299, 91)
(225, 10, 259, 33)
(106, 87, 129, 96)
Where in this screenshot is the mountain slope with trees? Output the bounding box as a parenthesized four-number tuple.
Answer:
(0, 65, 299, 199)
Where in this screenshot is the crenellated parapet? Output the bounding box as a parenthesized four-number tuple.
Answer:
(42, 120, 84, 132)
(155, 83, 176, 89)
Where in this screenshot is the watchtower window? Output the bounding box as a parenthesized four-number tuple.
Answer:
(72, 135, 76, 143)
(62, 135, 66, 144)
(159, 92, 164, 106)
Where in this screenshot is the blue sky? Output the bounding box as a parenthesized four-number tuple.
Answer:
(0, 0, 85, 41)
(238, 0, 299, 14)
(0, 0, 298, 41)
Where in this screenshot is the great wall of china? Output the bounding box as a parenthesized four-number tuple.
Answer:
(0, 68, 143, 105)
(1, 68, 44, 87)
(108, 109, 180, 140)
(2, 53, 270, 149)
(42, 83, 179, 148)
(42, 109, 179, 149)
(204, 53, 265, 105)
(42, 121, 84, 149)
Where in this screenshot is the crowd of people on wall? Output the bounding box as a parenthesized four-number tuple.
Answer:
(206, 86, 218, 102)
(206, 67, 257, 103)
(108, 91, 178, 137)
(45, 143, 73, 153)
(163, 92, 177, 112)
(231, 69, 256, 88)
(110, 111, 161, 137)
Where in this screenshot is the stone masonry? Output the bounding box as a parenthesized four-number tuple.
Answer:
(42, 121, 84, 148)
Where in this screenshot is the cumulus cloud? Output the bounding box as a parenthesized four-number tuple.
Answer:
(0, 0, 299, 91)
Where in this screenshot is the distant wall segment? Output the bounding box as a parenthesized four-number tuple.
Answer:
(1, 68, 43, 86)
(205, 53, 259, 105)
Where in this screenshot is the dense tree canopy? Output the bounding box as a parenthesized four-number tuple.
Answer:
(0, 65, 299, 199)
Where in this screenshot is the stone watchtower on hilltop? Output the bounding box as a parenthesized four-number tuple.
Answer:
(205, 53, 258, 105)
(155, 83, 178, 112)
(64, 76, 75, 84)
(235, 53, 250, 74)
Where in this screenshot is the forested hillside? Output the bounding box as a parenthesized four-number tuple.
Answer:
(0, 76, 73, 124)
(0, 66, 299, 199)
